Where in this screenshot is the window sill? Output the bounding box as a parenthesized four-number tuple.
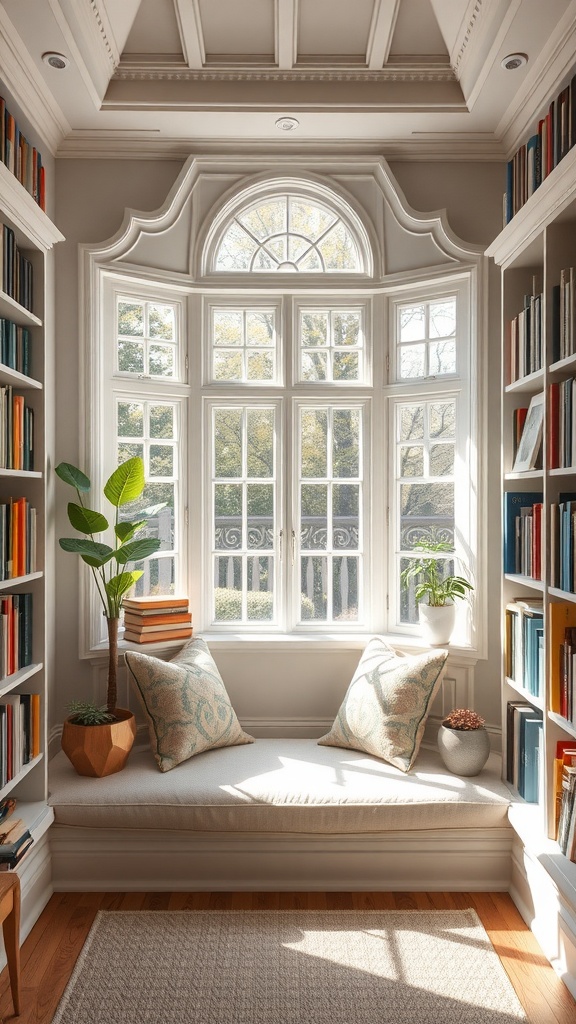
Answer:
(87, 631, 480, 665)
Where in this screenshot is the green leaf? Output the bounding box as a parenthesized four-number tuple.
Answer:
(67, 502, 109, 535)
(115, 520, 146, 543)
(55, 462, 91, 492)
(104, 458, 145, 508)
(115, 538, 162, 564)
(105, 571, 143, 606)
(59, 538, 114, 567)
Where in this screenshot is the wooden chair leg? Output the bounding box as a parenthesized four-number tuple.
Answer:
(1, 878, 20, 1016)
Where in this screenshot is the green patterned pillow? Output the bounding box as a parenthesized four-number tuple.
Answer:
(125, 637, 253, 772)
(318, 636, 448, 772)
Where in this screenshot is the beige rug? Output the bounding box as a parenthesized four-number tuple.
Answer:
(51, 909, 527, 1024)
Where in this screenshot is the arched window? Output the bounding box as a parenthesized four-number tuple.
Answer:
(211, 185, 369, 273)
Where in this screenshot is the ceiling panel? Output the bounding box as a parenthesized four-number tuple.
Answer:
(199, 0, 275, 58)
(298, 0, 375, 58)
(389, 0, 448, 56)
(123, 0, 183, 55)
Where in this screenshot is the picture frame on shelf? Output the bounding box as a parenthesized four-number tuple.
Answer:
(513, 392, 544, 472)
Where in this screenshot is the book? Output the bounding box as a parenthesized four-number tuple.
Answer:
(122, 596, 189, 611)
(123, 627, 193, 644)
(123, 612, 192, 629)
(503, 491, 543, 575)
(0, 816, 31, 857)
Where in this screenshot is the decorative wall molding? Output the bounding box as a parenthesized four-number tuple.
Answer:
(453, 0, 486, 73)
(87, 0, 118, 68)
(112, 64, 456, 84)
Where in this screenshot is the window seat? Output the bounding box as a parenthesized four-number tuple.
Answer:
(48, 738, 514, 892)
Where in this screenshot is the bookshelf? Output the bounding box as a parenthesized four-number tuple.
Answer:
(0, 159, 63, 855)
(487, 137, 576, 992)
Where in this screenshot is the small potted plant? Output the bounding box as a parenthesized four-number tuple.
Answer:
(400, 540, 474, 645)
(437, 708, 490, 776)
(56, 456, 162, 777)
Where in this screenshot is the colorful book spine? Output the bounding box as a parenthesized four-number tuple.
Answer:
(1, 95, 45, 207)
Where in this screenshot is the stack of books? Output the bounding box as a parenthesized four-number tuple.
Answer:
(122, 596, 192, 644)
(0, 798, 33, 870)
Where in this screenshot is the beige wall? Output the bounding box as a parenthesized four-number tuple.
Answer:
(53, 156, 504, 739)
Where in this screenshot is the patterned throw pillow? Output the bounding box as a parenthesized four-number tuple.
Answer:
(318, 636, 448, 772)
(125, 637, 253, 772)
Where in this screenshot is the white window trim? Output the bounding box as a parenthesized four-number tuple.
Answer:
(291, 296, 372, 387)
(202, 295, 284, 387)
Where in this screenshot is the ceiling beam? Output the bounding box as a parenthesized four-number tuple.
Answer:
(173, 0, 205, 69)
(275, 0, 297, 70)
(366, 0, 401, 69)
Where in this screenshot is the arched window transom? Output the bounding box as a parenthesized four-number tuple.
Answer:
(215, 193, 362, 272)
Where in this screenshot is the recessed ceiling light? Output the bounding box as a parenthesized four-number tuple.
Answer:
(500, 53, 528, 71)
(275, 117, 299, 132)
(42, 51, 70, 70)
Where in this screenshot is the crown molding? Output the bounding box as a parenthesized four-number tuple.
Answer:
(47, 0, 116, 107)
(112, 61, 457, 84)
(56, 133, 506, 162)
(497, 0, 576, 156)
(0, 6, 69, 155)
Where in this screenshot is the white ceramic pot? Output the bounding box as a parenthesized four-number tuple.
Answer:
(418, 600, 456, 645)
(437, 724, 490, 776)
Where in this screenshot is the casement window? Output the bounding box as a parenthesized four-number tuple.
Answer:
(93, 181, 477, 647)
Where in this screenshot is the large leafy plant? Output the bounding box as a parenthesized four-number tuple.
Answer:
(400, 541, 474, 607)
(56, 457, 162, 716)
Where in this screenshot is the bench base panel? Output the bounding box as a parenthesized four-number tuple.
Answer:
(50, 825, 513, 892)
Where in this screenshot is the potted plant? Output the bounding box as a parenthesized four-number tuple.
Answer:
(437, 708, 490, 776)
(400, 540, 474, 645)
(56, 456, 162, 777)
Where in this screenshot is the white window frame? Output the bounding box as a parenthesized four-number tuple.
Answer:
(292, 296, 372, 387)
(202, 295, 284, 387)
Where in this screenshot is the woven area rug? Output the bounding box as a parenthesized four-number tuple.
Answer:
(51, 909, 527, 1024)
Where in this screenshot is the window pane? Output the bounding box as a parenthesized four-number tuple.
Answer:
(429, 402, 455, 438)
(130, 555, 175, 598)
(301, 313, 328, 347)
(301, 484, 327, 550)
(429, 340, 456, 375)
(215, 484, 242, 550)
(122, 483, 175, 546)
(301, 410, 328, 477)
(118, 301, 144, 336)
(118, 441, 143, 463)
(239, 200, 287, 240)
(333, 409, 359, 478)
(400, 406, 424, 441)
(214, 310, 242, 346)
(214, 409, 243, 477)
(318, 221, 358, 270)
(118, 402, 143, 437)
(430, 443, 454, 477)
(333, 484, 359, 550)
(149, 344, 175, 377)
(400, 305, 425, 342)
(148, 304, 174, 340)
(247, 558, 274, 620)
(400, 446, 424, 478)
(301, 556, 327, 620)
(247, 484, 273, 549)
(150, 444, 174, 477)
(429, 298, 456, 338)
(246, 312, 274, 346)
(247, 409, 274, 477)
(247, 351, 274, 381)
(118, 340, 144, 373)
(333, 312, 360, 345)
(214, 559, 243, 619)
(150, 405, 174, 439)
(333, 352, 359, 381)
(333, 556, 358, 621)
(302, 351, 327, 381)
(400, 345, 425, 378)
(401, 482, 454, 520)
(290, 200, 335, 240)
(215, 221, 257, 270)
(214, 351, 243, 381)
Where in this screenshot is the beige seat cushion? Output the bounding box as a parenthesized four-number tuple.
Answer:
(49, 739, 511, 834)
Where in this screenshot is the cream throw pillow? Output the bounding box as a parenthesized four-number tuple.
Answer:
(125, 637, 253, 772)
(318, 636, 448, 772)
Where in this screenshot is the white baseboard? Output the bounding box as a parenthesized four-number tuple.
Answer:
(50, 825, 513, 892)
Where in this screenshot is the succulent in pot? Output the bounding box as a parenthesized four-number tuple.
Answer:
(437, 708, 490, 776)
(56, 456, 163, 776)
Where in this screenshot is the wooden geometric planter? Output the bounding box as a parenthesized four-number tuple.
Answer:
(61, 708, 137, 777)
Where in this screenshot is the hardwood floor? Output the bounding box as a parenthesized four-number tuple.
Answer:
(0, 891, 573, 1023)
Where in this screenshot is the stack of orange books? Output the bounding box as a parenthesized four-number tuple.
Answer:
(122, 596, 192, 644)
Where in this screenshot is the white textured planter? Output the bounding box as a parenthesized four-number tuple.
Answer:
(437, 725, 490, 777)
(418, 601, 456, 645)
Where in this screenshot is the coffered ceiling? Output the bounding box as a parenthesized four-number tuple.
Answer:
(1, 0, 576, 158)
